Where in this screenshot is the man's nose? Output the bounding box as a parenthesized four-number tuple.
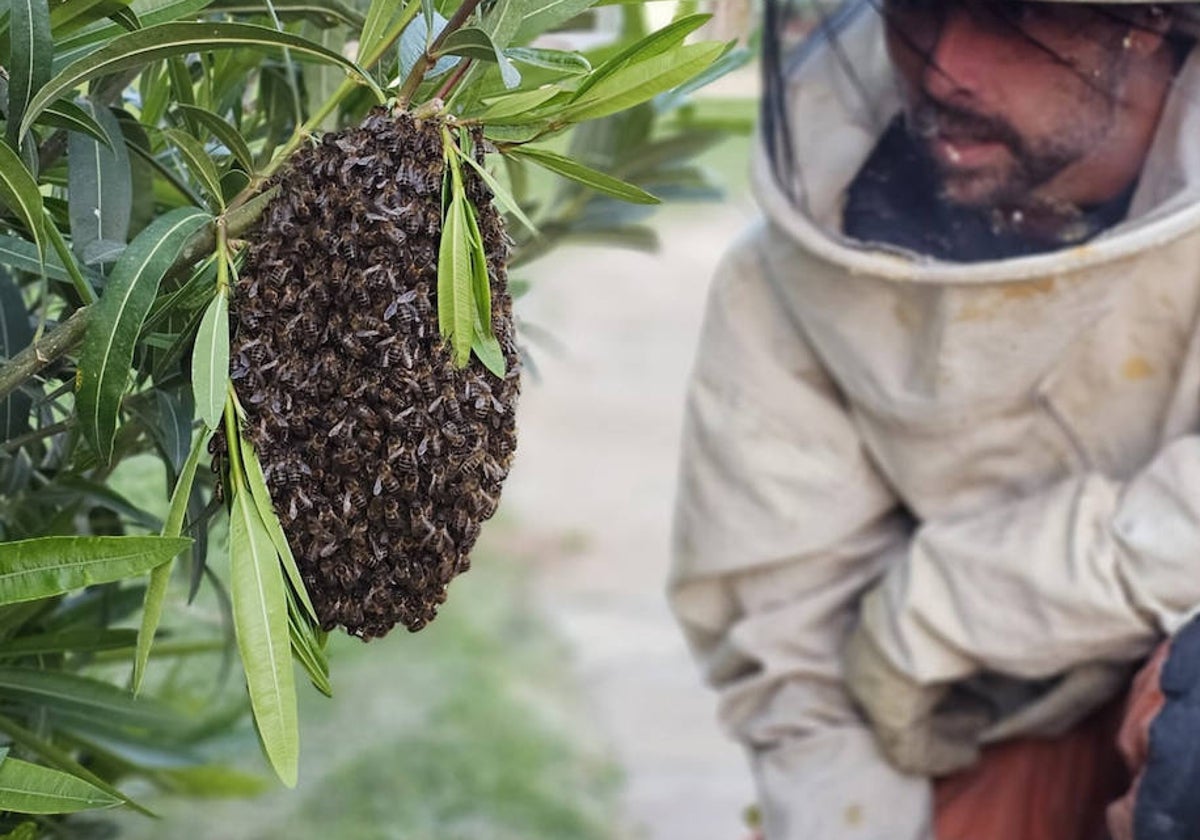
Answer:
(921, 6, 991, 103)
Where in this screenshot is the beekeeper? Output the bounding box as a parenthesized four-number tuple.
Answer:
(670, 0, 1200, 837)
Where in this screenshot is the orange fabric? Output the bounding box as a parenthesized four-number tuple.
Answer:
(933, 704, 1127, 840)
(1107, 644, 1169, 840)
(932, 646, 1170, 840)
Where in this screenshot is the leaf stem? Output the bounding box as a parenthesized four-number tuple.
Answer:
(42, 212, 97, 305)
(215, 218, 230, 293)
(396, 0, 485, 107)
(435, 58, 473, 103)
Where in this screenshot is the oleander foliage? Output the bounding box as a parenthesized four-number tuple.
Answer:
(0, 0, 748, 833)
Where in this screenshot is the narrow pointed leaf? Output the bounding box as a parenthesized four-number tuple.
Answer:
(21, 21, 380, 137)
(463, 198, 493, 337)
(175, 104, 254, 170)
(0, 235, 69, 281)
(570, 13, 710, 101)
(0, 629, 137, 657)
(0, 715, 152, 816)
(512, 0, 596, 45)
(0, 535, 190, 606)
(508, 146, 659, 204)
(357, 0, 402, 62)
(67, 99, 132, 261)
(162, 127, 225, 210)
(230, 484, 298, 787)
(0, 667, 181, 728)
(0, 144, 46, 257)
(478, 86, 561, 122)
(505, 46, 590, 74)
(191, 288, 228, 429)
(76, 207, 210, 462)
(454, 144, 537, 235)
(0, 754, 121, 814)
(285, 584, 329, 696)
(239, 435, 316, 622)
(133, 426, 210, 695)
(439, 26, 501, 61)
(7, 0, 52, 148)
(563, 42, 725, 123)
(38, 98, 114, 147)
(437, 192, 475, 367)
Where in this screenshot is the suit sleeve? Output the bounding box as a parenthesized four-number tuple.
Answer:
(669, 222, 933, 840)
(860, 436, 1200, 685)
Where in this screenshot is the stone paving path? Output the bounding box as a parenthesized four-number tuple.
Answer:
(502, 194, 761, 840)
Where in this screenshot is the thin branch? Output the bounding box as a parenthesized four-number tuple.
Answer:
(0, 307, 90, 403)
(397, 0, 485, 106)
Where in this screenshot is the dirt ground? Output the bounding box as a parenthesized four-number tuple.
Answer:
(502, 188, 761, 840)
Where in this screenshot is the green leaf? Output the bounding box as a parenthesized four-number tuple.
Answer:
(437, 192, 475, 368)
(0, 270, 33, 440)
(7, 0, 52, 148)
(356, 0, 408, 64)
(239, 435, 316, 623)
(53, 0, 214, 67)
(0, 628, 137, 657)
(0, 714, 152, 816)
(511, 0, 596, 45)
(50, 0, 131, 34)
(229, 482, 299, 787)
(0, 752, 121, 814)
(571, 13, 710, 102)
(174, 103, 254, 171)
(505, 46, 590, 74)
(478, 85, 561, 122)
(38, 98, 114, 147)
(654, 43, 750, 113)
(441, 25, 520, 88)
(454, 143, 537, 236)
(142, 387, 193, 473)
(162, 127, 225, 210)
(67, 99, 132, 264)
(285, 584, 329, 696)
(210, 0, 363, 27)
(192, 288, 227, 429)
(0, 667, 181, 728)
(133, 425, 209, 695)
(438, 26, 500, 61)
(21, 20, 381, 137)
(472, 333, 505, 379)
(0, 234, 69, 281)
(0, 535, 190, 606)
(0, 143, 46, 258)
(41, 475, 163, 531)
(508, 146, 659, 204)
(76, 206, 210, 462)
(563, 41, 725, 123)
(463, 194, 492, 338)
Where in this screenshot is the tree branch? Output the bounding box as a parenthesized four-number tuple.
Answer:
(0, 307, 90, 403)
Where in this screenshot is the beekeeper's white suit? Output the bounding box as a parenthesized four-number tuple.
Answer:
(669, 5, 1200, 838)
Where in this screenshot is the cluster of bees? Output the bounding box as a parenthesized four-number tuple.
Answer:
(224, 109, 520, 638)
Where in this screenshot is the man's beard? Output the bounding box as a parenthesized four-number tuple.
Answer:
(906, 98, 1108, 208)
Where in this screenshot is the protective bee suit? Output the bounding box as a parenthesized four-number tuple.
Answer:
(669, 2, 1200, 838)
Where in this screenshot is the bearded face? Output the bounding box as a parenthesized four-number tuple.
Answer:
(884, 0, 1159, 209)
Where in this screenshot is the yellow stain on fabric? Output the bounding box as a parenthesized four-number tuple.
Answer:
(1122, 356, 1155, 381)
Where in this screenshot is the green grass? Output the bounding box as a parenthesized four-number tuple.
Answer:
(99, 517, 621, 840)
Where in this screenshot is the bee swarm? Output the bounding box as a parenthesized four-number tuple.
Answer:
(223, 109, 519, 639)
